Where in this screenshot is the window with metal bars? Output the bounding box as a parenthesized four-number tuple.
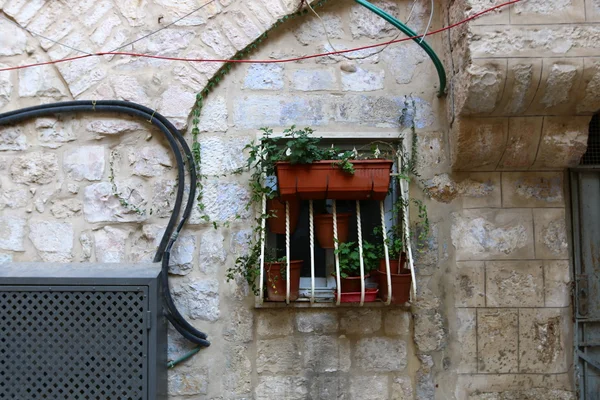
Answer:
(581, 113, 600, 165)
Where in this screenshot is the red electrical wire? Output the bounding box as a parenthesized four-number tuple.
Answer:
(0, 0, 521, 72)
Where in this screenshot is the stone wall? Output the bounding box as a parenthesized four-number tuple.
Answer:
(0, 0, 587, 398)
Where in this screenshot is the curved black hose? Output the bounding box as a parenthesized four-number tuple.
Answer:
(0, 101, 209, 347)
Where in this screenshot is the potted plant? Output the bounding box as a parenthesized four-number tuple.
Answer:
(266, 197, 300, 235)
(264, 254, 303, 302)
(333, 241, 379, 302)
(314, 212, 351, 248)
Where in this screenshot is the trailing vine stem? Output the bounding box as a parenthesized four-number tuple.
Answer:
(188, 0, 329, 229)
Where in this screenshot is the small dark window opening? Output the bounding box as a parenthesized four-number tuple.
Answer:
(580, 113, 600, 165)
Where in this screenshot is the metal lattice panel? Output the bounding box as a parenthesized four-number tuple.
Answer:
(0, 288, 148, 400)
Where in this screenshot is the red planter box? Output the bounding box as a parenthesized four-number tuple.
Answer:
(275, 160, 393, 201)
(334, 288, 378, 303)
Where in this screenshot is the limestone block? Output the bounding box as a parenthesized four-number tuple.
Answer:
(349, 0, 398, 38)
(157, 85, 196, 130)
(133, 28, 196, 55)
(228, 8, 262, 41)
(256, 310, 294, 338)
(455, 262, 485, 307)
(93, 226, 130, 263)
(0, 126, 27, 151)
(166, 234, 195, 275)
(341, 67, 384, 92)
(296, 311, 339, 333)
(452, 0, 510, 26)
(50, 199, 82, 219)
(349, 375, 389, 399)
(477, 309, 519, 373)
(486, 261, 544, 307)
(416, 353, 435, 399)
(384, 310, 411, 336)
(199, 136, 247, 175)
(229, 228, 252, 256)
(391, 376, 413, 400)
(354, 337, 407, 372)
(0, 187, 29, 209)
(128, 145, 172, 178)
(308, 374, 349, 400)
(519, 308, 569, 373)
(90, 12, 121, 46)
(233, 94, 330, 128)
(302, 335, 351, 373)
(413, 222, 439, 273)
(110, 76, 149, 105)
(340, 309, 381, 334)
(10, 152, 59, 185)
(79, 231, 92, 262)
(498, 60, 542, 116)
(168, 365, 208, 395)
(587, 0, 600, 22)
(2, 0, 47, 25)
(455, 60, 506, 116)
(64, 146, 105, 181)
(319, 42, 383, 64)
(0, 66, 12, 110)
(292, 12, 343, 45)
(223, 307, 254, 343)
(174, 278, 220, 321)
(0, 19, 26, 56)
(52, 54, 107, 98)
(334, 95, 421, 128)
(18, 57, 68, 98)
(577, 58, 600, 114)
(497, 117, 543, 170)
(83, 181, 146, 223)
(450, 118, 508, 171)
(201, 23, 235, 58)
(533, 208, 568, 259)
(468, 389, 575, 400)
(198, 229, 226, 276)
(257, 337, 301, 374)
(530, 59, 583, 115)
(86, 119, 144, 135)
(246, 0, 277, 27)
(455, 373, 574, 399)
(255, 376, 307, 400)
(426, 173, 500, 208)
(198, 96, 228, 132)
(29, 220, 73, 255)
(171, 64, 208, 93)
(0, 253, 12, 264)
(416, 131, 447, 172)
(115, 0, 147, 26)
(413, 309, 445, 353)
(533, 116, 589, 169)
(456, 308, 478, 374)
(219, 18, 249, 50)
(223, 345, 252, 396)
(381, 42, 427, 84)
(502, 172, 564, 208)
(290, 69, 337, 92)
(511, 0, 585, 24)
(198, 180, 250, 222)
(545, 260, 571, 307)
(451, 209, 534, 261)
(150, 179, 177, 218)
(36, 117, 77, 149)
(0, 216, 26, 251)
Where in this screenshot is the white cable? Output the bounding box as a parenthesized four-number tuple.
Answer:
(356, 200, 365, 306)
(333, 201, 341, 306)
(419, 0, 434, 44)
(258, 193, 266, 305)
(380, 201, 392, 305)
(309, 200, 315, 304)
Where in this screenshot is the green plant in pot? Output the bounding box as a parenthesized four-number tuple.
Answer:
(334, 240, 379, 293)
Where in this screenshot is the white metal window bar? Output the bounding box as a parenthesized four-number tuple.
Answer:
(256, 134, 417, 306)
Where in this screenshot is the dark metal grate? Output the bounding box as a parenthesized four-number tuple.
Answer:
(0, 288, 147, 400)
(581, 114, 600, 165)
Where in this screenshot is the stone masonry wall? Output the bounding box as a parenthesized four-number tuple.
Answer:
(0, 0, 585, 399)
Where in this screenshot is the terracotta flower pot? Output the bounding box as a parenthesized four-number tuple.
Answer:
(340, 274, 370, 293)
(265, 260, 303, 302)
(376, 268, 411, 304)
(267, 198, 300, 235)
(314, 213, 351, 249)
(275, 160, 393, 201)
(377, 253, 407, 275)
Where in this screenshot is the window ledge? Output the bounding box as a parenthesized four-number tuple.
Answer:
(254, 298, 411, 310)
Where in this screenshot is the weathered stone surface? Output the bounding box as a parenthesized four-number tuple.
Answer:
(456, 62, 505, 115)
(502, 172, 564, 207)
(110, 75, 149, 105)
(416, 353, 435, 399)
(157, 85, 196, 129)
(456, 308, 478, 374)
(197, 180, 250, 222)
(426, 173, 500, 208)
(0, 216, 26, 251)
(233, 94, 329, 128)
(198, 229, 225, 276)
(167, 234, 195, 275)
(293, 11, 343, 45)
(534, 209, 568, 259)
(450, 118, 508, 171)
(296, 311, 339, 333)
(257, 310, 294, 338)
(223, 307, 254, 343)
(199, 136, 246, 175)
(302, 335, 351, 372)
(200, 23, 235, 58)
(35, 118, 77, 149)
(533, 117, 589, 169)
(174, 279, 220, 322)
(416, 131, 447, 171)
(257, 337, 301, 374)
(150, 179, 176, 218)
(0, 66, 12, 110)
(349, 375, 389, 399)
(414, 309, 445, 353)
(255, 376, 307, 400)
(541, 63, 579, 109)
(391, 376, 413, 400)
(335, 95, 432, 128)
(451, 209, 534, 261)
(243, 64, 284, 90)
(93, 226, 130, 263)
(64, 146, 105, 181)
(384, 310, 411, 336)
(0, 253, 12, 264)
(545, 260, 571, 307)
(18, 57, 68, 98)
(198, 96, 228, 132)
(0, 187, 29, 209)
(229, 228, 252, 256)
(291, 69, 337, 91)
(83, 181, 146, 223)
(50, 199, 82, 219)
(29, 221, 73, 255)
(381, 42, 427, 84)
(0, 126, 27, 151)
(486, 261, 544, 307)
(86, 119, 144, 135)
(128, 145, 172, 177)
(578, 59, 600, 114)
(115, 0, 147, 26)
(10, 152, 59, 185)
(308, 374, 349, 400)
(79, 231, 92, 262)
(519, 308, 569, 373)
(498, 117, 543, 170)
(477, 309, 519, 373)
(340, 309, 381, 334)
(168, 365, 208, 396)
(469, 389, 575, 400)
(228, 8, 262, 41)
(354, 337, 407, 372)
(455, 262, 485, 307)
(349, 0, 398, 38)
(223, 345, 252, 396)
(0, 19, 26, 56)
(341, 67, 384, 92)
